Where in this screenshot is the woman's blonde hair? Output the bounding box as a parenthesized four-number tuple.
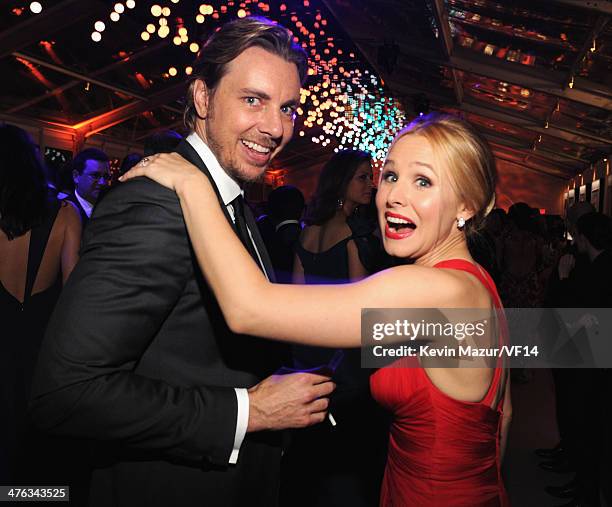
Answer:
(392, 113, 497, 236)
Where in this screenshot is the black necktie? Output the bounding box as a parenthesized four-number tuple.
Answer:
(231, 195, 260, 266)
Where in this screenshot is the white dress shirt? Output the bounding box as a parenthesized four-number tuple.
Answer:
(186, 132, 266, 465)
(74, 190, 94, 218)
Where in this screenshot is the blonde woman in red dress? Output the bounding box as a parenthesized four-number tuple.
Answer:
(122, 113, 512, 507)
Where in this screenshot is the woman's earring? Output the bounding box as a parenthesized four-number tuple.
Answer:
(336, 198, 344, 210)
(457, 217, 466, 229)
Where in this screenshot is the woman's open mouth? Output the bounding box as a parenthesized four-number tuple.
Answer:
(384, 212, 416, 239)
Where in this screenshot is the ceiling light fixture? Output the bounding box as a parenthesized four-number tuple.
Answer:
(30, 2, 42, 14)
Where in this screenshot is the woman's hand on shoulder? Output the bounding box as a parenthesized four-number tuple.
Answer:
(119, 152, 202, 194)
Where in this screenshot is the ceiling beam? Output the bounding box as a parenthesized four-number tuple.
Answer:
(391, 80, 610, 149)
(490, 143, 573, 179)
(0, 0, 107, 59)
(549, 0, 612, 16)
(8, 41, 170, 114)
(492, 151, 570, 181)
(483, 132, 580, 168)
(564, 15, 610, 89)
(72, 81, 186, 138)
(354, 33, 612, 111)
(447, 48, 612, 111)
(430, 0, 463, 105)
(483, 132, 582, 170)
(11, 51, 182, 115)
(324, 0, 612, 110)
(490, 141, 571, 173)
(458, 99, 611, 148)
(132, 119, 184, 141)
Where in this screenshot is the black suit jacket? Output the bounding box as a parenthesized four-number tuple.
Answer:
(30, 140, 288, 507)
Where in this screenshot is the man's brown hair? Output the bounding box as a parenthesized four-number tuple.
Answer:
(183, 16, 308, 131)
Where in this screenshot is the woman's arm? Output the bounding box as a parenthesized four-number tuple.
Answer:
(60, 201, 81, 283)
(121, 154, 481, 348)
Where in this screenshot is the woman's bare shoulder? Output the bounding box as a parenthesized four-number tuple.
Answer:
(58, 200, 83, 228)
(375, 263, 490, 308)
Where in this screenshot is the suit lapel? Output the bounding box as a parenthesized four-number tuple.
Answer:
(243, 204, 276, 283)
(174, 140, 275, 281)
(175, 140, 235, 228)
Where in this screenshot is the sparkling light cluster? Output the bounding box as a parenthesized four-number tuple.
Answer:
(89, 0, 407, 161)
(91, 2, 136, 42)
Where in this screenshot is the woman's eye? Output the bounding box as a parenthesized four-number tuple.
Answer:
(382, 171, 397, 183)
(416, 177, 431, 188)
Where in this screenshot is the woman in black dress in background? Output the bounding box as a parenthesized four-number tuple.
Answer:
(0, 124, 80, 485)
(283, 149, 387, 507)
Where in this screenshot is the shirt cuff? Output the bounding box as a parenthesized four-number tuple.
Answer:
(229, 388, 249, 464)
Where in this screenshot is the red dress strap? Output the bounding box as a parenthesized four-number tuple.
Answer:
(433, 259, 507, 410)
(433, 259, 503, 308)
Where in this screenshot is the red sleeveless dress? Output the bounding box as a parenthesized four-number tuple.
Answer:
(370, 260, 510, 507)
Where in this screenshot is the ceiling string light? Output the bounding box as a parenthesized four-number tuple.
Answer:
(29, 1, 42, 14)
(84, 0, 407, 161)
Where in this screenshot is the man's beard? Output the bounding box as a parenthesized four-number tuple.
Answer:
(205, 124, 267, 184)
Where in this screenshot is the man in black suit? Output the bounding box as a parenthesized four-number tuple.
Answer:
(31, 17, 334, 507)
(66, 148, 111, 226)
(258, 185, 305, 284)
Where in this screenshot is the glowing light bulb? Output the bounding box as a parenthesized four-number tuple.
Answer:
(173, 36, 182, 45)
(146, 23, 155, 33)
(185, 66, 193, 75)
(162, 7, 171, 16)
(237, 8, 247, 18)
(178, 27, 187, 36)
(126, 0, 136, 8)
(94, 21, 105, 32)
(141, 31, 150, 41)
(168, 67, 177, 76)
(30, 2, 42, 14)
(110, 11, 120, 21)
(190, 42, 199, 53)
(196, 14, 205, 23)
(151, 4, 162, 16)
(158, 25, 170, 38)
(91, 31, 102, 42)
(114, 3, 125, 14)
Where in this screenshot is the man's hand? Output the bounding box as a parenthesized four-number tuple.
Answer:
(558, 253, 575, 280)
(247, 372, 335, 432)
